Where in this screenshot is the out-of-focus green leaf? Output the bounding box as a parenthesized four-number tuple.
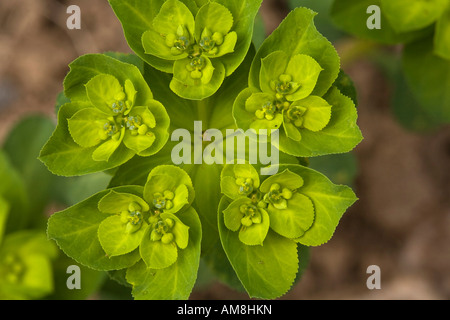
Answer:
(403, 36, 450, 124)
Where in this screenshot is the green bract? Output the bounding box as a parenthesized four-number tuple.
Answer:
(109, 0, 263, 100)
(40, 54, 170, 176)
(47, 165, 201, 299)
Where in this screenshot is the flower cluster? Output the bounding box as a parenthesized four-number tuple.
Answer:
(97, 166, 194, 269)
(67, 74, 169, 162)
(235, 51, 332, 147)
(220, 164, 315, 245)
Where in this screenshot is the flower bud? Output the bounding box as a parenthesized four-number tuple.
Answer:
(165, 33, 176, 47)
(212, 32, 224, 45)
(282, 188, 293, 200)
(138, 124, 148, 135)
(191, 70, 203, 79)
(241, 216, 253, 227)
(164, 190, 175, 200)
(151, 229, 162, 241)
(161, 233, 174, 244)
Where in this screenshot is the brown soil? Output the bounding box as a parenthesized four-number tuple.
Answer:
(1, 0, 448, 300)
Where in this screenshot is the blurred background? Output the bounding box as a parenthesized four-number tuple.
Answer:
(0, 0, 449, 299)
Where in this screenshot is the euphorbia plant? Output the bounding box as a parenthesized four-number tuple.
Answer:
(41, 0, 363, 300)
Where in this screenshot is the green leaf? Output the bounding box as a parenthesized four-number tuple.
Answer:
(218, 196, 299, 299)
(434, 5, 450, 60)
(47, 186, 144, 271)
(331, 0, 433, 45)
(39, 103, 135, 176)
(2, 115, 56, 221)
(126, 207, 202, 300)
(380, 0, 447, 33)
(98, 215, 147, 257)
(403, 36, 450, 123)
(0, 151, 29, 233)
(251, 7, 340, 97)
